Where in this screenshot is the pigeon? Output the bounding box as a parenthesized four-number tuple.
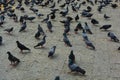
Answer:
(38, 24, 45, 35)
(19, 16, 24, 23)
(104, 14, 110, 19)
(50, 13, 56, 20)
(80, 11, 91, 17)
(34, 35, 46, 48)
(41, 14, 49, 23)
(7, 12, 15, 18)
(4, 27, 14, 34)
(60, 6, 69, 17)
(118, 47, 120, 50)
(75, 3, 81, 10)
(27, 16, 36, 22)
(0, 36, 2, 45)
(91, 19, 99, 25)
(13, 14, 18, 22)
(85, 39, 95, 50)
(75, 14, 79, 21)
(63, 33, 72, 47)
(16, 3, 22, 9)
(87, 6, 92, 12)
(0, 21, 4, 27)
(66, 16, 73, 22)
(108, 32, 119, 42)
(46, 21, 53, 32)
(64, 25, 70, 34)
(74, 22, 83, 34)
(7, 51, 20, 66)
(19, 22, 27, 32)
(71, 5, 77, 12)
(81, 1, 86, 5)
(82, 29, 89, 41)
(20, 7, 25, 12)
(24, 0, 30, 5)
(49, 2, 55, 8)
(95, 0, 98, 4)
(54, 76, 60, 80)
(68, 59, 86, 75)
(100, 25, 111, 31)
(16, 41, 31, 53)
(85, 13, 93, 18)
(97, 5, 103, 12)
(48, 46, 56, 57)
(0, 14, 5, 22)
(35, 13, 44, 18)
(69, 50, 75, 63)
(34, 31, 41, 39)
(111, 3, 118, 8)
(57, 0, 62, 3)
(84, 22, 93, 34)
(50, 8, 59, 13)
(30, 7, 38, 13)
(59, 3, 66, 8)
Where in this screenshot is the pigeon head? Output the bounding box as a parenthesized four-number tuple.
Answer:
(54, 76, 60, 80)
(7, 51, 11, 55)
(63, 32, 67, 36)
(16, 41, 19, 44)
(53, 46, 56, 49)
(70, 50, 73, 55)
(85, 22, 87, 25)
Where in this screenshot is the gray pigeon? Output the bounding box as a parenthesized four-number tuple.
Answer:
(68, 59, 86, 75)
(84, 39, 95, 50)
(19, 22, 27, 32)
(4, 27, 14, 33)
(108, 32, 119, 42)
(63, 33, 72, 47)
(48, 46, 56, 57)
(34, 35, 47, 48)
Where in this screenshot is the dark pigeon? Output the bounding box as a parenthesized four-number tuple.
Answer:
(34, 31, 41, 39)
(16, 41, 31, 53)
(104, 14, 110, 19)
(69, 50, 75, 63)
(7, 51, 20, 66)
(54, 76, 60, 80)
(34, 35, 46, 48)
(38, 24, 45, 35)
(100, 25, 111, 31)
(0, 36, 2, 45)
(4, 27, 14, 33)
(19, 22, 27, 32)
(75, 14, 79, 21)
(91, 19, 99, 25)
(118, 47, 120, 50)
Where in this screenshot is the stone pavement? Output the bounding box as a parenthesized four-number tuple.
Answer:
(0, 0, 120, 80)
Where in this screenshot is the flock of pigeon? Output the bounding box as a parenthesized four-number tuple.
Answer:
(0, 0, 120, 79)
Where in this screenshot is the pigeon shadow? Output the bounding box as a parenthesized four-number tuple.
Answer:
(34, 47, 48, 50)
(49, 54, 59, 59)
(100, 30, 112, 32)
(68, 72, 87, 77)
